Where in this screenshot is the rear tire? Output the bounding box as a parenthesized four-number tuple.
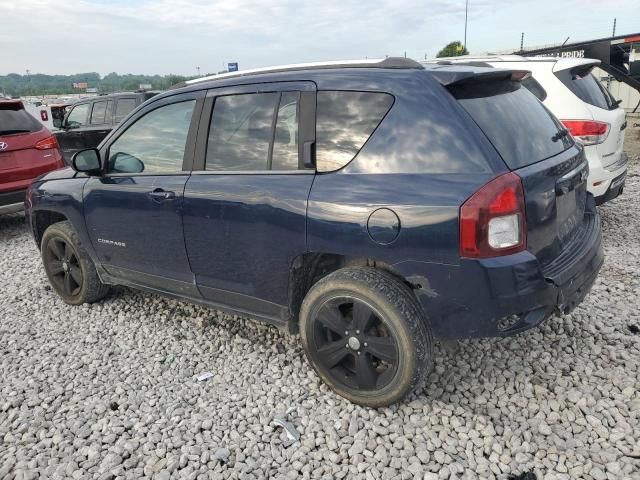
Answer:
(299, 267, 433, 407)
(41, 221, 109, 305)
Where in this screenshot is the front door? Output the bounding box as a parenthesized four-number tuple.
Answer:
(56, 101, 91, 164)
(182, 82, 316, 321)
(84, 92, 204, 296)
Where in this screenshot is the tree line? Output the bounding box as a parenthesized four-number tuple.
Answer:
(0, 72, 195, 96)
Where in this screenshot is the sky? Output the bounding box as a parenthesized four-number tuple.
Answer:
(1, 0, 639, 76)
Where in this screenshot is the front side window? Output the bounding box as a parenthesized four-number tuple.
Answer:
(315, 91, 394, 172)
(206, 91, 301, 171)
(66, 103, 90, 127)
(114, 98, 137, 123)
(107, 100, 195, 174)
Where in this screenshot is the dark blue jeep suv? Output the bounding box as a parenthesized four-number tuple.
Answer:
(26, 58, 603, 406)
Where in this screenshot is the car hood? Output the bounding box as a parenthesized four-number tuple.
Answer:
(36, 166, 80, 182)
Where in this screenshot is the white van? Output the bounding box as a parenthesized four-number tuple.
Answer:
(424, 55, 628, 204)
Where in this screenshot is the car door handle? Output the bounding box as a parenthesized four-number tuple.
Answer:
(148, 189, 176, 201)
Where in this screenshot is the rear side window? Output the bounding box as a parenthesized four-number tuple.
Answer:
(0, 105, 42, 134)
(90, 101, 108, 124)
(555, 66, 614, 110)
(206, 92, 301, 171)
(315, 91, 393, 172)
(521, 77, 547, 101)
(451, 81, 573, 169)
(114, 98, 137, 122)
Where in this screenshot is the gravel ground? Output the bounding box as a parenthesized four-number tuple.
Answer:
(1, 127, 640, 480)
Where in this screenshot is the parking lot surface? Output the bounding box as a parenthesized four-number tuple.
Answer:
(1, 128, 639, 479)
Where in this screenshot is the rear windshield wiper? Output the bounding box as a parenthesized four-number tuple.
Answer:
(0, 129, 31, 135)
(551, 129, 569, 142)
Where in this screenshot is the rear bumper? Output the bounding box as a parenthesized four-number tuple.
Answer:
(595, 167, 626, 205)
(587, 147, 628, 199)
(394, 196, 603, 339)
(0, 189, 27, 215)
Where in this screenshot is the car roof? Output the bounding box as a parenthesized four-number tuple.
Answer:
(0, 99, 25, 109)
(179, 57, 423, 89)
(69, 91, 156, 105)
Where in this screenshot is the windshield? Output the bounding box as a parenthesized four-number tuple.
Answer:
(450, 80, 573, 169)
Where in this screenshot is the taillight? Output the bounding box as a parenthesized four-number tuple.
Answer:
(460, 172, 527, 258)
(560, 120, 609, 145)
(34, 135, 59, 150)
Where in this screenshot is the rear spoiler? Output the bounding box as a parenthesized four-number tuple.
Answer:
(423, 66, 531, 87)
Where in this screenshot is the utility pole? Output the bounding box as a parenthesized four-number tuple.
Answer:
(520, 32, 524, 51)
(196, 66, 201, 77)
(612, 18, 616, 37)
(464, 0, 469, 50)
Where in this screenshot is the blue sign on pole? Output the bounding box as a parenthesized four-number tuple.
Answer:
(228, 62, 238, 72)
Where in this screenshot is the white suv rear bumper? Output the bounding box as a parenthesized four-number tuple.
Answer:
(584, 145, 628, 201)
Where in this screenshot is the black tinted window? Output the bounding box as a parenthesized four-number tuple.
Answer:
(114, 98, 137, 122)
(521, 77, 547, 101)
(206, 93, 279, 171)
(90, 101, 108, 124)
(556, 67, 612, 110)
(108, 100, 195, 174)
(0, 106, 42, 134)
(453, 81, 572, 169)
(316, 91, 393, 172)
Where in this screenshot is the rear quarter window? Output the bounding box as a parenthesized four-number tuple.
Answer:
(555, 66, 614, 110)
(451, 80, 573, 169)
(315, 91, 393, 172)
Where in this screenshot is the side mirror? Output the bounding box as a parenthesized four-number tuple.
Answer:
(52, 118, 63, 129)
(72, 148, 102, 175)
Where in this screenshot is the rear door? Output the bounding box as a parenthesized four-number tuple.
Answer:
(84, 99, 114, 149)
(182, 82, 316, 321)
(554, 64, 626, 169)
(449, 75, 588, 266)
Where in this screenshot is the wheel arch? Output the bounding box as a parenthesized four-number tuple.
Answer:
(32, 209, 70, 248)
(287, 252, 420, 333)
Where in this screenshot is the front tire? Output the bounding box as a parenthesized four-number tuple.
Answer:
(41, 221, 109, 305)
(299, 267, 433, 407)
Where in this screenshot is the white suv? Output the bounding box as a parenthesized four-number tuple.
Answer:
(425, 55, 628, 204)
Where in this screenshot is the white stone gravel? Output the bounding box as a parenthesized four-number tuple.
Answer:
(1, 135, 640, 480)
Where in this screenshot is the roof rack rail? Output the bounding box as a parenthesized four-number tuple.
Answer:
(179, 57, 422, 88)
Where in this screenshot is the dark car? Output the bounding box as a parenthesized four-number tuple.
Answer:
(25, 58, 603, 406)
(55, 91, 158, 164)
(0, 99, 64, 215)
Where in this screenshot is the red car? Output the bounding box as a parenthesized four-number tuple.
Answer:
(1, 99, 65, 214)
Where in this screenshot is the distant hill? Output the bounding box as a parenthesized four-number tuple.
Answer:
(0, 72, 196, 96)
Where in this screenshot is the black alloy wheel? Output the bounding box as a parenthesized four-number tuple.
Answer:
(309, 296, 399, 392)
(44, 237, 83, 298)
